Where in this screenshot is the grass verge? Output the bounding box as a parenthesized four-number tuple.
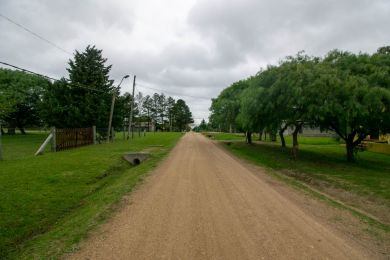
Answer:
(0, 132, 182, 259)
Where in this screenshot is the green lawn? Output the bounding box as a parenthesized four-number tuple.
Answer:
(0, 132, 182, 259)
(224, 141, 390, 200)
(1, 131, 50, 160)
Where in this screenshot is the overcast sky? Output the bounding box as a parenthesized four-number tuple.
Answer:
(1, 0, 390, 123)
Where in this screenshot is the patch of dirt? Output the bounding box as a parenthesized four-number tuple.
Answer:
(235, 161, 390, 259)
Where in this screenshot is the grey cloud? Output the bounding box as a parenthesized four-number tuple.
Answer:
(188, 0, 390, 62)
(1, 0, 389, 123)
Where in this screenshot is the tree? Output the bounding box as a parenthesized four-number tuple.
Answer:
(41, 79, 76, 127)
(142, 95, 154, 128)
(239, 66, 282, 145)
(113, 92, 132, 130)
(209, 80, 249, 132)
(0, 68, 50, 133)
(307, 50, 390, 161)
(237, 86, 265, 144)
(166, 97, 176, 131)
(157, 94, 167, 130)
(199, 119, 208, 131)
(67, 45, 114, 127)
(268, 53, 319, 157)
(172, 99, 193, 131)
(151, 93, 160, 129)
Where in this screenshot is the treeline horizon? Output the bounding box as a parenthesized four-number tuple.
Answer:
(209, 46, 390, 162)
(0, 45, 194, 134)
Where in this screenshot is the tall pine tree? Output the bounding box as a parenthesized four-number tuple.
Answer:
(66, 45, 114, 127)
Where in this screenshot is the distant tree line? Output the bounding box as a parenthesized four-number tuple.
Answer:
(209, 47, 390, 162)
(0, 45, 193, 134)
(192, 119, 209, 132)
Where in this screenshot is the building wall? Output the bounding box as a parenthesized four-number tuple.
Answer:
(285, 127, 335, 137)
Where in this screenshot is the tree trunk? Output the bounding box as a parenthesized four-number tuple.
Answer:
(246, 131, 252, 144)
(258, 130, 262, 141)
(292, 126, 300, 160)
(229, 124, 232, 133)
(271, 131, 277, 142)
(279, 129, 286, 148)
(346, 141, 355, 162)
(19, 127, 26, 135)
(264, 132, 267, 141)
(7, 128, 15, 135)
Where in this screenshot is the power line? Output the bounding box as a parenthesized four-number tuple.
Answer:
(1, 61, 211, 120)
(0, 61, 106, 93)
(0, 60, 213, 100)
(0, 13, 72, 55)
(136, 83, 210, 101)
(0, 61, 58, 81)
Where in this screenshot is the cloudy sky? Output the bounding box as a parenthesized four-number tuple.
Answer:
(1, 0, 389, 123)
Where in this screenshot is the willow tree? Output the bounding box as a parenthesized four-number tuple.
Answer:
(271, 53, 319, 157)
(237, 86, 266, 144)
(307, 49, 390, 162)
(209, 80, 249, 133)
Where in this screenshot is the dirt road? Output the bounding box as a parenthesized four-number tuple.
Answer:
(70, 132, 368, 259)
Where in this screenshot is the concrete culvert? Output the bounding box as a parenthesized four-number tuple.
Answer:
(123, 152, 150, 165)
(133, 158, 141, 165)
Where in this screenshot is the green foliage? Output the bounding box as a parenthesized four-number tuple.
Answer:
(41, 45, 114, 127)
(209, 80, 249, 132)
(198, 119, 208, 131)
(307, 50, 390, 161)
(136, 94, 192, 132)
(193, 119, 208, 132)
(172, 99, 194, 131)
(0, 68, 50, 132)
(210, 46, 390, 161)
(113, 92, 133, 128)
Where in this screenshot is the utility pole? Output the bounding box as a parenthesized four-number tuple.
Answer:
(128, 75, 136, 139)
(107, 92, 116, 143)
(107, 75, 129, 143)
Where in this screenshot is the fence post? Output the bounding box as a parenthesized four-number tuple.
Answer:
(0, 123, 3, 160)
(92, 126, 96, 144)
(51, 127, 56, 152)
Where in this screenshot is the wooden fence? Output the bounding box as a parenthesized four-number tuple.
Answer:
(56, 127, 94, 151)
